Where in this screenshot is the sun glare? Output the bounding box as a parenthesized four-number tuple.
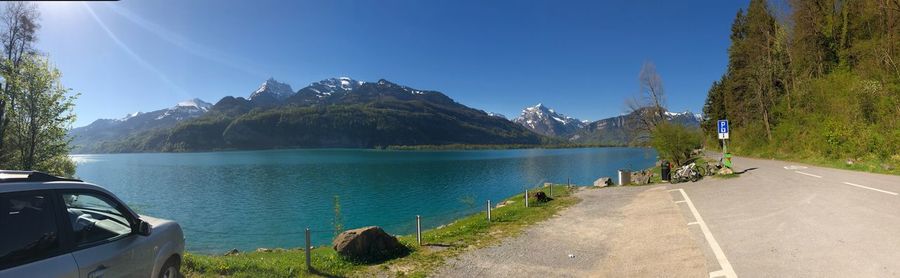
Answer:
(37, 1, 82, 20)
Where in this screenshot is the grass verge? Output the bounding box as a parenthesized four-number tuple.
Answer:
(183, 185, 579, 277)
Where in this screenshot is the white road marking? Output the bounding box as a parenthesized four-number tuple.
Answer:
(688, 221, 699, 225)
(710, 269, 727, 278)
(795, 171, 822, 178)
(784, 165, 808, 170)
(842, 182, 899, 196)
(675, 188, 737, 278)
(675, 200, 687, 203)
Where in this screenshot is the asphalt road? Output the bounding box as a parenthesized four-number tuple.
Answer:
(670, 155, 900, 277)
(434, 154, 900, 277)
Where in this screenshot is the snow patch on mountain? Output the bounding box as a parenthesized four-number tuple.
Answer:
(121, 112, 141, 121)
(487, 112, 507, 119)
(304, 77, 363, 98)
(177, 98, 213, 111)
(250, 78, 295, 100)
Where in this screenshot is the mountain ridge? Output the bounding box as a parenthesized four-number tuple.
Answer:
(70, 77, 543, 153)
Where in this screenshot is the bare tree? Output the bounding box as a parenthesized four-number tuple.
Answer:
(625, 61, 668, 142)
(0, 2, 40, 164)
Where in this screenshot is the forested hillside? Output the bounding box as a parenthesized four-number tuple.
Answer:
(91, 79, 542, 152)
(702, 0, 900, 171)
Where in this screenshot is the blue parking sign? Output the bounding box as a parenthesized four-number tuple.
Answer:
(718, 120, 729, 134)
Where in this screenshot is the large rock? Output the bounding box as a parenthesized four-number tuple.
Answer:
(332, 226, 408, 262)
(718, 167, 734, 175)
(631, 170, 653, 185)
(532, 191, 553, 203)
(594, 177, 612, 187)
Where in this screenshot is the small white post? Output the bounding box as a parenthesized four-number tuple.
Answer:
(305, 227, 311, 272)
(549, 184, 553, 197)
(525, 189, 529, 208)
(486, 200, 491, 222)
(416, 215, 422, 246)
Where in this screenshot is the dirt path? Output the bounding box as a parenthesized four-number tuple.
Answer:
(434, 186, 706, 277)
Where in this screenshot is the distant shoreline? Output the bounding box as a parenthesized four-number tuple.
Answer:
(384, 143, 629, 151)
(69, 144, 640, 155)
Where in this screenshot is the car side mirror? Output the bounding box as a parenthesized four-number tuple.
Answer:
(136, 220, 152, 236)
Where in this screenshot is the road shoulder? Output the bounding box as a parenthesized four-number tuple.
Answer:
(434, 186, 706, 277)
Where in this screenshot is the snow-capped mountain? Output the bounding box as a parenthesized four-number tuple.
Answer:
(249, 78, 295, 101)
(154, 98, 213, 120)
(570, 107, 702, 145)
(69, 98, 214, 153)
(664, 110, 703, 123)
(177, 98, 213, 111)
(79, 78, 540, 153)
(513, 103, 585, 137)
(283, 77, 452, 105)
(301, 77, 363, 98)
(487, 112, 507, 119)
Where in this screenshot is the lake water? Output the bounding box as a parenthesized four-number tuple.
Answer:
(71, 147, 656, 254)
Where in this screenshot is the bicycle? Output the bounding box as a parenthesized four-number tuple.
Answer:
(670, 162, 703, 184)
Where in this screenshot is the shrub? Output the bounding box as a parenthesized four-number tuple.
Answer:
(650, 122, 702, 166)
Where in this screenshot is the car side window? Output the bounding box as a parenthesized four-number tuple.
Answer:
(61, 192, 133, 246)
(0, 192, 62, 269)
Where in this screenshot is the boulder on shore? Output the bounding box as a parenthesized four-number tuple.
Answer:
(332, 226, 408, 263)
(631, 170, 653, 185)
(532, 191, 553, 203)
(224, 248, 240, 256)
(594, 177, 612, 187)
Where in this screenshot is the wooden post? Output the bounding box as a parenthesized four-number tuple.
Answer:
(305, 227, 311, 272)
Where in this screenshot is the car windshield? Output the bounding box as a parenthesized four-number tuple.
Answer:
(63, 193, 131, 237)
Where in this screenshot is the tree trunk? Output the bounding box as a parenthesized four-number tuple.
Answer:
(762, 105, 773, 142)
(0, 98, 5, 161)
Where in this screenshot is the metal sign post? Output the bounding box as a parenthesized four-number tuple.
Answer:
(717, 120, 731, 169)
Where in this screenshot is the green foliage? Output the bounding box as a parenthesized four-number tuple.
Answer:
(1, 55, 77, 177)
(650, 122, 702, 166)
(703, 0, 900, 173)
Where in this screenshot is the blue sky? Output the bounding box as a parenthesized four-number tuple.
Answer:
(36, 0, 749, 127)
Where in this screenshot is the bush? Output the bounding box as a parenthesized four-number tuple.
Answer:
(650, 122, 702, 166)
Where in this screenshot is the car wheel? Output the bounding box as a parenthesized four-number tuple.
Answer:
(159, 256, 181, 278)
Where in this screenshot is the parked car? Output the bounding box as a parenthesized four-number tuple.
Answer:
(0, 170, 184, 278)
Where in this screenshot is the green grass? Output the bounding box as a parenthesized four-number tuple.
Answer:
(183, 185, 579, 277)
(726, 149, 900, 177)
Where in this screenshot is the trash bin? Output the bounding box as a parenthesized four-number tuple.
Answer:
(617, 169, 631, 186)
(661, 161, 671, 181)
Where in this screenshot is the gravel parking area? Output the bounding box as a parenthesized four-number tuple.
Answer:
(435, 186, 706, 277)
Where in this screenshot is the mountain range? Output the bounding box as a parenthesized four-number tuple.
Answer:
(69, 78, 541, 153)
(513, 103, 586, 137)
(512, 103, 701, 144)
(69, 77, 700, 153)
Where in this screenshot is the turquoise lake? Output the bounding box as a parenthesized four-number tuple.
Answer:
(71, 147, 656, 254)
